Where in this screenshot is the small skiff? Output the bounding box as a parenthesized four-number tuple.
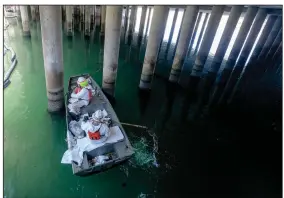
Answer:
(65, 73, 134, 176)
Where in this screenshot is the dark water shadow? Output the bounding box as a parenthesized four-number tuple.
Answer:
(138, 88, 151, 115)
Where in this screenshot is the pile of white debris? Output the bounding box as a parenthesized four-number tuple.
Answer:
(61, 109, 123, 166)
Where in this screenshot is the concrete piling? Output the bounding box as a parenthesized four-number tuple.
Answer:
(16, 6, 21, 22)
(271, 42, 282, 62)
(172, 23, 183, 60)
(79, 6, 84, 31)
(164, 8, 178, 60)
(220, 14, 278, 105)
(220, 6, 258, 71)
(235, 8, 270, 67)
(95, 6, 101, 27)
(144, 7, 152, 40)
(74, 6, 80, 31)
(263, 41, 282, 75)
(257, 16, 282, 61)
(264, 28, 282, 62)
(129, 6, 137, 32)
(190, 6, 225, 78)
(244, 15, 277, 74)
(127, 6, 137, 45)
(187, 12, 202, 56)
(186, 12, 202, 56)
(180, 6, 225, 121)
(196, 6, 243, 113)
(100, 5, 106, 37)
(139, 6, 169, 90)
(35, 6, 40, 21)
(223, 8, 267, 103)
(137, 6, 147, 45)
(261, 29, 282, 74)
(30, 5, 36, 21)
(84, 6, 91, 37)
(123, 6, 130, 42)
(209, 6, 258, 107)
(169, 6, 199, 82)
(270, 42, 282, 71)
(255, 16, 282, 74)
(185, 5, 225, 104)
(66, 5, 73, 36)
(39, 6, 64, 112)
(208, 6, 244, 77)
(89, 6, 95, 31)
(20, 6, 31, 36)
(157, 19, 168, 60)
(102, 6, 123, 96)
(193, 13, 210, 55)
(62, 5, 66, 21)
(123, 6, 129, 30)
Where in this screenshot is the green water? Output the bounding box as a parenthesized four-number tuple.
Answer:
(4, 20, 184, 198)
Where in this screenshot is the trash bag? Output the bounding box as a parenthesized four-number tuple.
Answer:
(92, 110, 103, 121)
(68, 100, 89, 115)
(102, 109, 108, 117)
(61, 149, 72, 164)
(91, 109, 110, 124)
(69, 98, 79, 103)
(61, 146, 84, 166)
(68, 103, 81, 115)
(81, 119, 101, 133)
(99, 123, 110, 137)
(69, 120, 85, 138)
(94, 155, 109, 165)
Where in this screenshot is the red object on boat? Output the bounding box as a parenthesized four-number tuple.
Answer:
(74, 87, 92, 100)
(88, 131, 101, 140)
(74, 87, 81, 94)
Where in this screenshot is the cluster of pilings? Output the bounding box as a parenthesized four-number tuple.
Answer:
(62, 5, 104, 37)
(14, 5, 282, 113)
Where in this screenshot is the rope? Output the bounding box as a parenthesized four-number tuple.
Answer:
(121, 122, 148, 130)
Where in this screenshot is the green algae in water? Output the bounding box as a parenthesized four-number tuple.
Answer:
(130, 130, 159, 169)
(133, 137, 155, 167)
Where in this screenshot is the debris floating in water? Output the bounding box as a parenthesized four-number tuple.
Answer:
(131, 135, 159, 169)
(119, 165, 129, 177)
(137, 192, 154, 198)
(148, 129, 159, 168)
